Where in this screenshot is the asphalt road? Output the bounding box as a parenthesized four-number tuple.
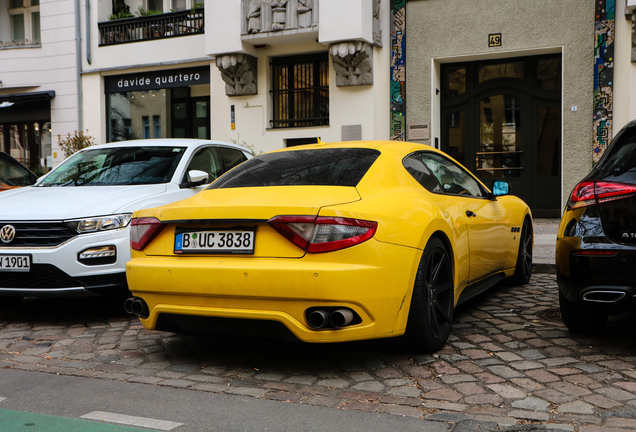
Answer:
(0, 368, 446, 432)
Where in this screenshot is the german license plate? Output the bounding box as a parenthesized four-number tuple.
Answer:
(174, 229, 255, 254)
(0, 254, 31, 272)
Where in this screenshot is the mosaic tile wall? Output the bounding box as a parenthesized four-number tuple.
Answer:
(593, 0, 615, 164)
(390, 0, 406, 141)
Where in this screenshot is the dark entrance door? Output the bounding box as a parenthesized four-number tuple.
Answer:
(170, 88, 210, 139)
(441, 55, 562, 217)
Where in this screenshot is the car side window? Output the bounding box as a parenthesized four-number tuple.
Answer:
(403, 154, 443, 193)
(186, 148, 224, 183)
(419, 152, 484, 198)
(219, 148, 248, 171)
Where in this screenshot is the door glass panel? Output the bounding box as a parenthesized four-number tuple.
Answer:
(537, 106, 560, 177)
(195, 101, 208, 118)
(444, 67, 466, 98)
(537, 58, 561, 91)
(445, 111, 466, 165)
(173, 102, 187, 119)
(479, 62, 523, 83)
(9, 0, 22, 8)
(477, 95, 522, 178)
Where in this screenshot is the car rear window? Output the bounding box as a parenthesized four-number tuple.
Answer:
(209, 148, 380, 188)
(597, 126, 636, 172)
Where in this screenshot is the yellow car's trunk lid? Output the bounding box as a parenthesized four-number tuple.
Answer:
(141, 186, 361, 258)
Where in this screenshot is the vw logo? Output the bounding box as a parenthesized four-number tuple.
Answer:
(0, 225, 16, 244)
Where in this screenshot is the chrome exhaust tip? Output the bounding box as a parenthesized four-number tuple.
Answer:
(582, 291, 626, 303)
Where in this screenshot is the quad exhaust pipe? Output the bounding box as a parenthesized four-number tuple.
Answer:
(124, 297, 149, 318)
(307, 308, 355, 329)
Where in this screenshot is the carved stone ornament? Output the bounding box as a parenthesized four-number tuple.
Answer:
(215, 54, 258, 96)
(329, 41, 373, 87)
(373, 0, 382, 47)
(242, 0, 317, 35)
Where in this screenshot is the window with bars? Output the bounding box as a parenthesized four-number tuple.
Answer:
(270, 54, 329, 129)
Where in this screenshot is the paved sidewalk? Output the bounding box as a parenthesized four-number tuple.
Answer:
(0, 273, 634, 431)
(533, 218, 560, 274)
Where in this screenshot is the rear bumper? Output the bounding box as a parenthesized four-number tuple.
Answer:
(126, 240, 421, 343)
(556, 211, 636, 310)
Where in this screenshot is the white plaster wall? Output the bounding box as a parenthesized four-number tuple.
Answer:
(614, 1, 634, 132)
(319, 0, 373, 45)
(206, 0, 243, 55)
(210, 43, 390, 153)
(0, 0, 80, 167)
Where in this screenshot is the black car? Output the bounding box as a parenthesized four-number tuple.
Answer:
(556, 120, 636, 332)
(0, 151, 37, 192)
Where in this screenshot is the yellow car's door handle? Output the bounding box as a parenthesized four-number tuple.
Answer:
(466, 210, 476, 217)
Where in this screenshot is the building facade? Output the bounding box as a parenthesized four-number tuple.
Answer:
(402, 0, 597, 217)
(0, 0, 80, 173)
(79, 0, 391, 156)
(6, 0, 636, 218)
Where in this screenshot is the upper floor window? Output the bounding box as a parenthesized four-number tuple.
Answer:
(271, 53, 329, 129)
(8, 0, 40, 45)
(142, 0, 201, 13)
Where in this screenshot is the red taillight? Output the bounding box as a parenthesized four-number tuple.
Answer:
(567, 180, 636, 209)
(268, 216, 378, 253)
(130, 217, 165, 251)
(573, 250, 618, 256)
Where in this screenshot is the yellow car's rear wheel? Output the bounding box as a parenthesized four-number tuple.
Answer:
(511, 217, 533, 285)
(404, 237, 454, 353)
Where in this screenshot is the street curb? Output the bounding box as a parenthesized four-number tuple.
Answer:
(533, 262, 556, 274)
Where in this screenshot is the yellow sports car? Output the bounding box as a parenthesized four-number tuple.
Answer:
(125, 141, 532, 352)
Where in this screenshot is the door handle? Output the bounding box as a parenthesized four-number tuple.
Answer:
(466, 210, 476, 217)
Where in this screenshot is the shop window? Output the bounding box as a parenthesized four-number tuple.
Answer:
(7, 0, 40, 45)
(153, 115, 161, 138)
(143, 116, 150, 139)
(271, 54, 329, 129)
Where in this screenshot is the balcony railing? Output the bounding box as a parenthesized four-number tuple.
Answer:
(98, 8, 204, 46)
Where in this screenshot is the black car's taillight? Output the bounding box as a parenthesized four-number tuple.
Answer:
(268, 216, 377, 253)
(130, 217, 165, 251)
(567, 180, 636, 209)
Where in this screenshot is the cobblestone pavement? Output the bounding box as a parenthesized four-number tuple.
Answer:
(1, 274, 635, 432)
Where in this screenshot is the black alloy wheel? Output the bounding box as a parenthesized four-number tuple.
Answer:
(404, 237, 455, 353)
(511, 217, 533, 285)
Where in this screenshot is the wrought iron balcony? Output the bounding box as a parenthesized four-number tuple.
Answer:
(98, 8, 204, 46)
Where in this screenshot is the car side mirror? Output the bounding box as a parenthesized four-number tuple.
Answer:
(491, 179, 511, 197)
(179, 170, 209, 189)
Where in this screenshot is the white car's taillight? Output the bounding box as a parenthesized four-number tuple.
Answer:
(130, 217, 164, 251)
(268, 216, 377, 253)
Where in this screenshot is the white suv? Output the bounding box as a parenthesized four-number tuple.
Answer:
(0, 139, 251, 301)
